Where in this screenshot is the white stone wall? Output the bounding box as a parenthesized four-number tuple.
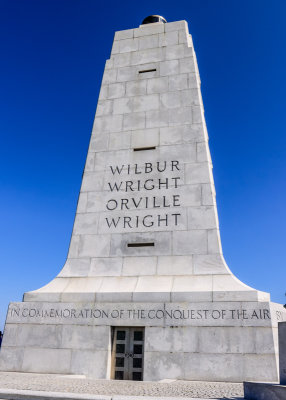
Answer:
(0, 324, 279, 381)
(0, 323, 110, 377)
(1, 301, 285, 381)
(23, 20, 268, 302)
(144, 326, 278, 381)
(0, 19, 284, 382)
(70, 20, 220, 276)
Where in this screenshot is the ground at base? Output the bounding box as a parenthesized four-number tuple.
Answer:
(0, 372, 243, 399)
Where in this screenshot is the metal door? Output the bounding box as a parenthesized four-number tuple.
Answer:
(111, 327, 144, 380)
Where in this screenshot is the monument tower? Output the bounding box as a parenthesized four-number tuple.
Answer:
(0, 16, 285, 382)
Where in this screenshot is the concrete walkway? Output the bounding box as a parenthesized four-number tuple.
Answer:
(0, 372, 244, 400)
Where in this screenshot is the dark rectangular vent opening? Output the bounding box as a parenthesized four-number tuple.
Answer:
(134, 146, 156, 151)
(127, 242, 155, 248)
(138, 69, 156, 74)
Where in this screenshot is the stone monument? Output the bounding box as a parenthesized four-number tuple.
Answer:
(0, 16, 285, 382)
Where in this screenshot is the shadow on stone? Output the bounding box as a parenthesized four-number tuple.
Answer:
(243, 321, 286, 399)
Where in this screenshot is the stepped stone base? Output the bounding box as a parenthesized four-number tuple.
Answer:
(0, 300, 285, 382)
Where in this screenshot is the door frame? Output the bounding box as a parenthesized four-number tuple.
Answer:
(111, 326, 145, 381)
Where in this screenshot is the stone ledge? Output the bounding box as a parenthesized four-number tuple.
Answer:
(244, 381, 286, 400)
(0, 389, 110, 400)
(0, 388, 234, 400)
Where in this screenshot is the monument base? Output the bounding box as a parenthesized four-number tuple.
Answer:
(0, 300, 285, 382)
(244, 382, 286, 400)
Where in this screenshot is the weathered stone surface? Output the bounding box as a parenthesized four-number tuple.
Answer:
(0, 18, 284, 383)
(144, 351, 184, 380)
(22, 348, 72, 374)
(70, 350, 110, 378)
(0, 348, 24, 371)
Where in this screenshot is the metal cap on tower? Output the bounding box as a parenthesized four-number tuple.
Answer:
(142, 15, 167, 24)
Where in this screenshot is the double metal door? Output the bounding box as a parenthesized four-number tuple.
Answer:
(112, 327, 144, 381)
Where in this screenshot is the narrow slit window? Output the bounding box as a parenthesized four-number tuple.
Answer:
(127, 242, 155, 248)
(134, 146, 156, 152)
(138, 68, 156, 74)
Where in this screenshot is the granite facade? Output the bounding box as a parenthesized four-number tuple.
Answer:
(0, 19, 285, 382)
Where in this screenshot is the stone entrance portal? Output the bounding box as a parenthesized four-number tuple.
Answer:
(111, 327, 144, 381)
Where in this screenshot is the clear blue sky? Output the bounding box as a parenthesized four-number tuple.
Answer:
(1, 0, 285, 330)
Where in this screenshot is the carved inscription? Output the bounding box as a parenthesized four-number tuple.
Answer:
(9, 305, 272, 322)
(104, 160, 183, 231)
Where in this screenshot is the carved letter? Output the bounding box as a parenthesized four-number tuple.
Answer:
(145, 163, 153, 173)
(123, 216, 132, 228)
(171, 177, 180, 188)
(172, 213, 181, 225)
(171, 160, 180, 171)
(144, 179, 155, 190)
(110, 165, 124, 175)
(132, 197, 142, 208)
(108, 182, 122, 192)
(125, 181, 134, 191)
(134, 164, 141, 174)
(106, 217, 120, 228)
(106, 199, 118, 210)
(158, 214, 168, 226)
(143, 215, 154, 227)
(157, 161, 166, 172)
(120, 199, 129, 210)
(173, 194, 180, 207)
(158, 178, 168, 189)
